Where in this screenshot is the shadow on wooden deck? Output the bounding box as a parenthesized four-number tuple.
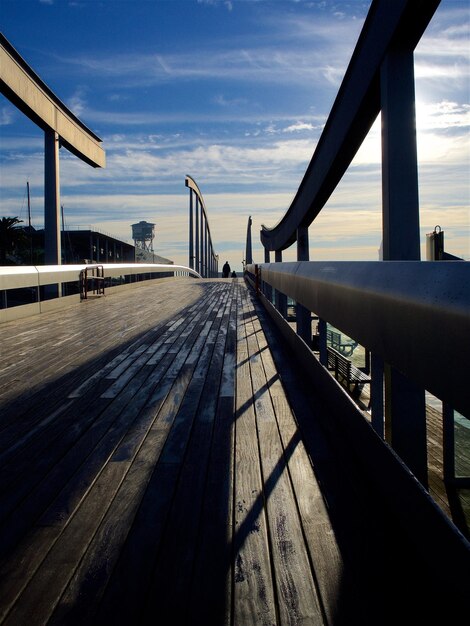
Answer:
(0, 278, 468, 625)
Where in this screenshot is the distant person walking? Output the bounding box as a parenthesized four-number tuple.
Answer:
(222, 261, 231, 278)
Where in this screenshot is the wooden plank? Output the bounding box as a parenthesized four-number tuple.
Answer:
(0, 294, 211, 531)
(140, 287, 234, 624)
(242, 287, 326, 625)
(248, 290, 343, 624)
(0, 282, 226, 620)
(232, 285, 277, 626)
(34, 283, 231, 624)
(186, 286, 237, 626)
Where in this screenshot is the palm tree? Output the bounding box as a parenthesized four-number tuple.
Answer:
(0, 216, 24, 265)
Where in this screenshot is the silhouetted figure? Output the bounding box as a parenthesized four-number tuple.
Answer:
(231, 270, 237, 278)
(222, 261, 231, 278)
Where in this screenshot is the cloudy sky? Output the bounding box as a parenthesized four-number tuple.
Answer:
(1, 0, 469, 270)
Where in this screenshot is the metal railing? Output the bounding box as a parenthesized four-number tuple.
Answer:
(247, 261, 469, 420)
(245, 0, 470, 490)
(0, 262, 201, 322)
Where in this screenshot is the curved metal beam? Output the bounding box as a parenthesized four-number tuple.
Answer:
(260, 0, 440, 252)
(185, 175, 218, 277)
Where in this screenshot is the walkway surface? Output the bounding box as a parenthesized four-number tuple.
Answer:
(0, 278, 467, 625)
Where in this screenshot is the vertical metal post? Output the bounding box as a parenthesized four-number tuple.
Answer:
(195, 196, 199, 276)
(318, 318, 327, 366)
(205, 222, 208, 278)
(189, 189, 194, 269)
(200, 203, 204, 277)
(296, 225, 311, 344)
(442, 402, 455, 483)
(263, 248, 272, 302)
(370, 354, 384, 437)
(246, 216, 253, 265)
(381, 45, 427, 487)
(274, 249, 287, 318)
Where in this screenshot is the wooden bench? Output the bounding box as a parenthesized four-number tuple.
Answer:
(327, 346, 371, 401)
(327, 328, 357, 357)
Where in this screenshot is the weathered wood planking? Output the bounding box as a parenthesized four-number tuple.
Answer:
(0, 280, 229, 624)
(0, 277, 468, 625)
(241, 290, 325, 624)
(232, 285, 278, 626)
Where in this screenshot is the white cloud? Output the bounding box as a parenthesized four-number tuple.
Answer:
(66, 87, 88, 118)
(283, 121, 315, 133)
(0, 106, 15, 126)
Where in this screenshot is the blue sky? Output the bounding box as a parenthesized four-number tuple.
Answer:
(1, 0, 469, 270)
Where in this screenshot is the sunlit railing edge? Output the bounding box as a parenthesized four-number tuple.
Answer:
(246, 260, 469, 418)
(244, 260, 470, 595)
(0, 262, 202, 323)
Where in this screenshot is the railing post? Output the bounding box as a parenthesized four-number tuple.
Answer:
(318, 318, 327, 367)
(296, 225, 311, 345)
(263, 248, 272, 302)
(442, 402, 455, 483)
(380, 44, 427, 487)
(274, 249, 287, 318)
(370, 354, 384, 437)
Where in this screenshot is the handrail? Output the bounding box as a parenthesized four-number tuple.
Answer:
(247, 261, 470, 419)
(0, 262, 202, 292)
(260, 0, 440, 252)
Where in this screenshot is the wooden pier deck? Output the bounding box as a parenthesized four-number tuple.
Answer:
(0, 278, 468, 625)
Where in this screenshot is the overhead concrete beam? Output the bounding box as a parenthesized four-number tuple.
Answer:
(0, 33, 105, 168)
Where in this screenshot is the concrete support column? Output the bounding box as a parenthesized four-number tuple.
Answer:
(274, 249, 287, 319)
(44, 129, 61, 266)
(296, 225, 311, 344)
(381, 46, 420, 260)
(381, 45, 427, 487)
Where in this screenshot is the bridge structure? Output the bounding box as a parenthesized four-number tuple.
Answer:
(0, 33, 105, 274)
(185, 175, 219, 278)
(0, 1, 469, 625)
